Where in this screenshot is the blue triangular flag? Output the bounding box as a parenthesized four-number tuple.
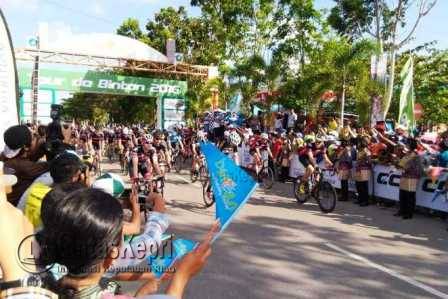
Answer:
(200, 142, 258, 242)
(148, 238, 197, 278)
(173, 239, 197, 258)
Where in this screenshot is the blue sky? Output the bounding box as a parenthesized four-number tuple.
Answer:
(1, 0, 447, 52)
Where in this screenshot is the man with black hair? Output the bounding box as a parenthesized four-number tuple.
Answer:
(44, 121, 74, 161)
(1, 125, 48, 206)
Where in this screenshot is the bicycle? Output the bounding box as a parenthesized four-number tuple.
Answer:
(293, 167, 337, 213)
(106, 143, 118, 162)
(134, 179, 154, 222)
(92, 149, 102, 176)
(174, 148, 192, 173)
(245, 159, 274, 189)
(119, 148, 130, 175)
(258, 159, 274, 189)
(202, 178, 215, 208)
(191, 155, 207, 183)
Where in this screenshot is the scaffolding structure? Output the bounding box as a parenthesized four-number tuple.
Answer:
(14, 48, 210, 78)
(15, 48, 210, 123)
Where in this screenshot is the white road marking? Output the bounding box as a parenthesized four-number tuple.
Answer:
(325, 243, 448, 299)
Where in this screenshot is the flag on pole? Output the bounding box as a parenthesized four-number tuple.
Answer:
(148, 238, 197, 278)
(398, 56, 415, 132)
(200, 142, 258, 242)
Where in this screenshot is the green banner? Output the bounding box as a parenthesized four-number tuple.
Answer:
(18, 67, 187, 98)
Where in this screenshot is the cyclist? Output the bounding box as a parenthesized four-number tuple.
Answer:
(130, 135, 160, 182)
(118, 127, 134, 171)
(104, 126, 117, 160)
(297, 135, 320, 190)
(78, 125, 91, 154)
(247, 134, 263, 178)
(260, 133, 273, 165)
(153, 130, 170, 173)
(91, 126, 104, 159)
(191, 130, 206, 177)
(70, 123, 79, 147)
(169, 127, 184, 156)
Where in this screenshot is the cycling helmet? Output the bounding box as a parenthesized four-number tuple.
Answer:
(260, 133, 269, 140)
(327, 143, 338, 158)
(304, 134, 315, 143)
(197, 130, 207, 142)
(294, 137, 304, 148)
(229, 131, 242, 146)
(145, 134, 153, 143)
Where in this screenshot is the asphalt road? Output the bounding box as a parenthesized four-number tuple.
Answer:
(104, 162, 448, 299)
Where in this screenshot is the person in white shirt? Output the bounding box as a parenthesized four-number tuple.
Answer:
(274, 113, 283, 132)
(287, 109, 297, 129)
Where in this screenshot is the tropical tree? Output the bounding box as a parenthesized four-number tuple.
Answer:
(278, 37, 380, 124)
(327, 0, 438, 118)
(392, 49, 448, 124)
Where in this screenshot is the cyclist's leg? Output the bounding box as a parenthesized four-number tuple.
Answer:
(131, 153, 139, 181)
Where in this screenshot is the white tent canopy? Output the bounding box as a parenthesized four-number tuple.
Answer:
(41, 33, 169, 63)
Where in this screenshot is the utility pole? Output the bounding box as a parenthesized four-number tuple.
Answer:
(31, 36, 40, 124)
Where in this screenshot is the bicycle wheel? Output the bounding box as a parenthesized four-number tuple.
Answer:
(293, 180, 309, 204)
(174, 155, 183, 173)
(159, 178, 165, 198)
(316, 181, 337, 213)
(202, 182, 215, 208)
(260, 167, 274, 189)
(107, 147, 113, 162)
(199, 166, 208, 182)
(190, 170, 198, 183)
(123, 159, 129, 176)
(96, 157, 102, 176)
(120, 155, 125, 173)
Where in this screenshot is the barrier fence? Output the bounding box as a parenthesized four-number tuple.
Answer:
(237, 146, 448, 213)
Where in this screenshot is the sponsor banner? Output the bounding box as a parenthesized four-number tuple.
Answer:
(286, 154, 448, 212)
(161, 96, 186, 129)
(164, 98, 185, 110)
(0, 9, 19, 148)
(18, 67, 187, 98)
(164, 110, 185, 122)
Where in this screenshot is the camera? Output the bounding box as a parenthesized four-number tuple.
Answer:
(50, 104, 63, 121)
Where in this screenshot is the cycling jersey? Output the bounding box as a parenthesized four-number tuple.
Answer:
(132, 145, 156, 178)
(79, 129, 90, 142)
(104, 130, 115, 144)
(91, 131, 104, 150)
(120, 133, 133, 148)
(71, 128, 79, 139)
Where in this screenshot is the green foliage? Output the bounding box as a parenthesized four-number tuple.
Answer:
(327, 0, 376, 40)
(62, 93, 157, 126)
(277, 37, 380, 123)
(62, 1, 442, 125)
(392, 49, 448, 124)
(117, 18, 144, 40)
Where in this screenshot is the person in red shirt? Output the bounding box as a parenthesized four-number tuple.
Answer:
(271, 134, 283, 161)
